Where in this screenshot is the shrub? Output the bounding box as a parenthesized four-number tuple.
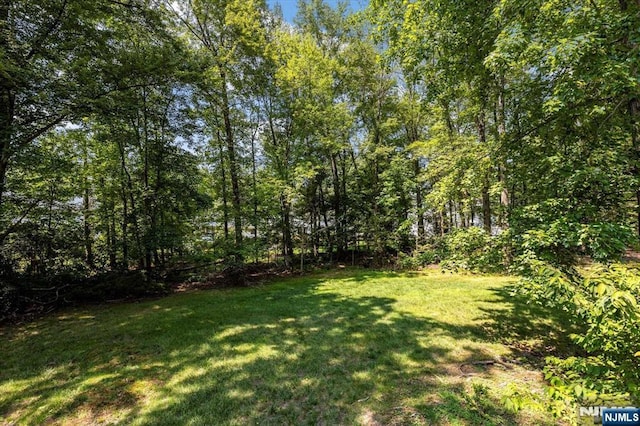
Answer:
(520, 262, 640, 414)
(515, 219, 633, 268)
(394, 239, 443, 270)
(396, 252, 421, 269)
(441, 227, 507, 273)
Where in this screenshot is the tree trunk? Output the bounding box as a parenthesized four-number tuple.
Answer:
(414, 159, 425, 241)
(433, 210, 441, 237)
(45, 184, 54, 268)
(142, 87, 153, 271)
(217, 130, 229, 241)
(340, 151, 348, 253)
(371, 137, 382, 256)
(477, 112, 492, 233)
(482, 181, 491, 233)
(83, 185, 93, 267)
(281, 194, 293, 259)
(0, 1, 13, 211)
(630, 98, 640, 238)
(121, 187, 129, 270)
(497, 78, 510, 228)
(219, 70, 243, 257)
(0, 108, 11, 212)
(448, 201, 454, 230)
(250, 125, 259, 263)
(118, 138, 142, 269)
(330, 153, 344, 257)
(109, 208, 117, 269)
(318, 178, 332, 256)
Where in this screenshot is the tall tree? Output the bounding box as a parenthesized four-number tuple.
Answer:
(0, 0, 167, 214)
(168, 0, 268, 261)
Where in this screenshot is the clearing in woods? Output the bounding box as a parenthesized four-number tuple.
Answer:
(0, 269, 575, 425)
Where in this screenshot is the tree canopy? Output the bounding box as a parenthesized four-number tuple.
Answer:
(0, 0, 637, 276)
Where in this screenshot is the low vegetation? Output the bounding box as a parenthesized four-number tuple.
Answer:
(522, 262, 640, 416)
(1, 269, 576, 425)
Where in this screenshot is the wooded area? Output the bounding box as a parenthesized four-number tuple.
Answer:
(1, 0, 640, 420)
(1, 0, 638, 280)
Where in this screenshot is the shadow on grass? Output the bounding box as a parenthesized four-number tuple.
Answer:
(478, 285, 583, 365)
(0, 271, 573, 425)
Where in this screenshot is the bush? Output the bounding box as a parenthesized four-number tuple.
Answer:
(396, 252, 418, 270)
(515, 219, 633, 268)
(0, 270, 169, 323)
(441, 227, 507, 273)
(392, 238, 444, 270)
(520, 262, 640, 415)
(0, 282, 21, 322)
(70, 270, 168, 301)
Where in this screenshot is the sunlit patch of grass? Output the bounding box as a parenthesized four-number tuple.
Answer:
(0, 268, 575, 425)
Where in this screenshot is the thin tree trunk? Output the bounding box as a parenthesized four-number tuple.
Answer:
(142, 87, 152, 270)
(459, 202, 467, 228)
(118, 138, 142, 269)
(449, 201, 454, 230)
(415, 160, 425, 241)
(83, 184, 93, 267)
(630, 98, 640, 238)
(0, 115, 11, 213)
(81, 135, 94, 267)
(0, 1, 13, 212)
(250, 125, 259, 263)
(219, 70, 243, 257)
(330, 153, 344, 256)
(433, 210, 441, 237)
(217, 130, 229, 241)
(340, 151, 348, 253)
(281, 194, 293, 259)
(121, 187, 129, 270)
(318, 178, 332, 256)
(497, 78, 510, 228)
(45, 184, 54, 269)
(482, 180, 491, 233)
(477, 111, 492, 233)
(109, 208, 117, 269)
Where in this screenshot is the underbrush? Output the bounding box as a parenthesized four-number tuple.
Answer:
(396, 227, 509, 273)
(0, 270, 169, 323)
(520, 262, 640, 420)
(0, 259, 315, 323)
(394, 221, 640, 424)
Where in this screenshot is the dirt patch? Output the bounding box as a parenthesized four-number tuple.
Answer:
(170, 263, 296, 292)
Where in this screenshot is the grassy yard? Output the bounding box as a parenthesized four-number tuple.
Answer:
(0, 269, 575, 425)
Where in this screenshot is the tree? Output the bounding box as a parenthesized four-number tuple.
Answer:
(486, 0, 639, 248)
(0, 0, 169, 212)
(168, 0, 269, 262)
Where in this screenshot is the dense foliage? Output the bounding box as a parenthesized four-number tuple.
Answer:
(522, 262, 640, 414)
(1, 0, 638, 276)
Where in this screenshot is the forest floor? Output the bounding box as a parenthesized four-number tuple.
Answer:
(0, 268, 577, 425)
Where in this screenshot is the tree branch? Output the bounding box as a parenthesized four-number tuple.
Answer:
(16, 115, 67, 148)
(0, 199, 40, 243)
(26, 0, 69, 61)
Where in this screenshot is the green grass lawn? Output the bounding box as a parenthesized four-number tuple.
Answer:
(0, 269, 576, 425)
